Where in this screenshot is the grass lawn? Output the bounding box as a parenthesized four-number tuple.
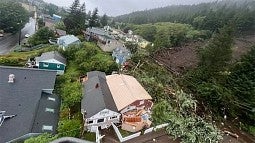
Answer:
(83, 132, 96, 142)
(0, 45, 56, 66)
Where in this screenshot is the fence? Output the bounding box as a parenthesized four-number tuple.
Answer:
(13, 44, 47, 52)
(111, 123, 142, 142)
(111, 122, 169, 142)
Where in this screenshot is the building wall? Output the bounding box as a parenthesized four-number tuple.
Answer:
(84, 109, 121, 131)
(39, 62, 65, 75)
(98, 40, 123, 52)
(120, 99, 153, 114)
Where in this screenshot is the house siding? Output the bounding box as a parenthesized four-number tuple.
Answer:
(120, 99, 153, 114)
(39, 62, 65, 74)
(83, 109, 120, 132)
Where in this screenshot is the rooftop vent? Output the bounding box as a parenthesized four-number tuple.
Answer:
(8, 74, 15, 83)
(95, 83, 99, 88)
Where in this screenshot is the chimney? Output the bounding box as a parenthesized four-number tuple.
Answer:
(8, 74, 15, 83)
(95, 83, 99, 88)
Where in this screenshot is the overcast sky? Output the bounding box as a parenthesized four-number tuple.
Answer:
(43, 0, 215, 16)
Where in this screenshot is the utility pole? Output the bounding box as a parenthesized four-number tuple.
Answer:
(18, 20, 22, 45)
(19, 28, 21, 45)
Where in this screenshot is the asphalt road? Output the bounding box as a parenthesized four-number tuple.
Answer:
(0, 18, 36, 55)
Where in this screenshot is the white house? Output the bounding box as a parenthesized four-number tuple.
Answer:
(81, 71, 121, 132)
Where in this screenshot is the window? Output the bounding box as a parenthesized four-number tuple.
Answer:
(87, 120, 93, 124)
(47, 97, 56, 101)
(57, 64, 61, 68)
(111, 116, 117, 119)
(45, 108, 55, 113)
(43, 63, 49, 67)
(97, 118, 104, 123)
(42, 125, 53, 131)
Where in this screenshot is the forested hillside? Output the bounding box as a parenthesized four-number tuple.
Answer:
(126, 22, 209, 52)
(115, 0, 255, 33)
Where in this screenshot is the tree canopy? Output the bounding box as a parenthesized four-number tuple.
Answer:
(63, 0, 86, 34)
(115, 0, 255, 33)
(88, 8, 100, 27)
(0, 1, 29, 33)
(28, 27, 55, 46)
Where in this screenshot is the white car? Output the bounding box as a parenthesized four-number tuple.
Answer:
(25, 34, 30, 38)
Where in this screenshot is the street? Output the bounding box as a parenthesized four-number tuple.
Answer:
(0, 17, 36, 55)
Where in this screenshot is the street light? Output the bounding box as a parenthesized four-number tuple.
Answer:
(17, 20, 22, 45)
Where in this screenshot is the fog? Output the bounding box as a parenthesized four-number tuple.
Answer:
(43, 0, 216, 16)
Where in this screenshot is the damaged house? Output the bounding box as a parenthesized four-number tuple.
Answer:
(81, 71, 153, 133)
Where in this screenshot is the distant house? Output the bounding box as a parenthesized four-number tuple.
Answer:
(103, 26, 111, 31)
(35, 51, 66, 75)
(55, 29, 66, 37)
(81, 71, 153, 133)
(112, 46, 131, 65)
(81, 71, 121, 132)
(125, 34, 139, 43)
(85, 27, 123, 52)
(128, 30, 133, 35)
(0, 66, 60, 143)
(138, 40, 151, 48)
(53, 14, 62, 22)
(57, 35, 81, 50)
(44, 18, 55, 30)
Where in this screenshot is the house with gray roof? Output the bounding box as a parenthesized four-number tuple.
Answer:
(57, 35, 80, 50)
(81, 71, 120, 132)
(112, 46, 131, 65)
(0, 66, 60, 143)
(55, 29, 66, 37)
(35, 51, 66, 75)
(85, 27, 123, 52)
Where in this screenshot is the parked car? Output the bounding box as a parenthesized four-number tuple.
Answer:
(25, 34, 30, 38)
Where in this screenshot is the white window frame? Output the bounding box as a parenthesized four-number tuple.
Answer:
(43, 63, 49, 67)
(45, 108, 55, 113)
(97, 118, 105, 123)
(47, 97, 56, 101)
(111, 116, 117, 120)
(87, 120, 93, 124)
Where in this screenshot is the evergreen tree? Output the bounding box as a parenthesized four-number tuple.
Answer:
(114, 0, 255, 33)
(227, 47, 255, 125)
(70, 0, 80, 14)
(101, 14, 108, 27)
(199, 25, 234, 75)
(64, 0, 86, 34)
(89, 8, 99, 27)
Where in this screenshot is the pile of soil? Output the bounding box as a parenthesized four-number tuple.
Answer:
(153, 42, 202, 74)
(153, 34, 255, 74)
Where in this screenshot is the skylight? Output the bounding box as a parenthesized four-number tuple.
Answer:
(45, 108, 55, 113)
(47, 97, 56, 101)
(42, 125, 53, 131)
